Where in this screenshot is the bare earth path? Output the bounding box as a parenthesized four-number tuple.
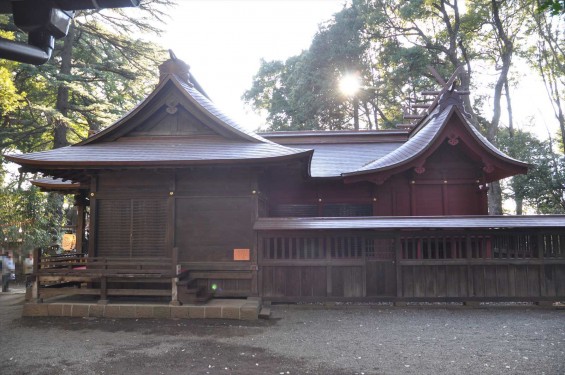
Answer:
(1, 292, 563, 375)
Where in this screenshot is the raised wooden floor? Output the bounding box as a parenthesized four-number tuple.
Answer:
(22, 298, 261, 320)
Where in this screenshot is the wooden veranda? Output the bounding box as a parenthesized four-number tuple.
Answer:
(255, 217, 565, 303)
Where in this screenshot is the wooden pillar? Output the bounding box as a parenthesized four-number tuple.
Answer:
(88, 175, 98, 258)
(73, 193, 87, 254)
(537, 231, 547, 301)
(326, 234, 332, 297)
(98, 276, 108, 304)
(394, 234, 406, 306)
(31, 247, 41, 302)
(170, 247, 180, 306)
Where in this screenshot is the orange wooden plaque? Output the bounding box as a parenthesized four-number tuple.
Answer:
(233, 248, 250, 261)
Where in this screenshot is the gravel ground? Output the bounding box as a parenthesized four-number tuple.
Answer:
(1, 290, 564, 375)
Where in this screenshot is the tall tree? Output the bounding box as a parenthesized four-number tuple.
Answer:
(0, 0, 173, 154)
(498, 128, 565, 214)
(244, 4, 380, 131)
(525, 1, 565, 151)
(1, 1, 174, 248)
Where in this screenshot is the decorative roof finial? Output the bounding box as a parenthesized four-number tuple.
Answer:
(158, 50, 193, 86)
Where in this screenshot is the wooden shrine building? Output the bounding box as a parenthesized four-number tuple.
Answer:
(6, 58, 565, 304)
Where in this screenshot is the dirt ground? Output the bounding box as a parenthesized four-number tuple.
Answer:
(1, 288, 564, 375)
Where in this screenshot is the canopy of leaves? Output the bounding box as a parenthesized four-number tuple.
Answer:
(0, 1, 172, 154)
(244, 4, 386, 131)
(0, 0, 174, 251)
(498, 128, 565, 214)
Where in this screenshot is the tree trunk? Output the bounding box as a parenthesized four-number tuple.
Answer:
(487, 0, 514, 214)
(53, 20, 75, 149)
(515, 196, 523, 215)
(504, 78, 514, 137)
(488, 181, 504, 215)
(363, 101, 373, 130)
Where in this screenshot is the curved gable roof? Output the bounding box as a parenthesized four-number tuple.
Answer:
(343, 103, 528, 181)
(78, 73, 272, 145)
(5, 60, 313, 171)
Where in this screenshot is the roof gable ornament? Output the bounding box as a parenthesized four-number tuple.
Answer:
(436, 82, 472, 119)
(159, 50, 193, 86)
(398, 66, 470, 130)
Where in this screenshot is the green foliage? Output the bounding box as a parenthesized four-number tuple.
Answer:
(244, 4, 379, 131)
(497, 129, 565, 214)
(0, 2, 172, 153)
(539, 0, 565, 15)
(0, 185, 62, 251)
(0, 1, 174, 249)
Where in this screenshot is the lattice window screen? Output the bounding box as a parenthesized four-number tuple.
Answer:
(131, 199, 168, 257)
(97, 199, 131, 257)
(97, 198, 167, 258)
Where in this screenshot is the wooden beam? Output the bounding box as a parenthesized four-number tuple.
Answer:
(396, 124, 415, 129)
(428, 66, 447, 85)
(421, 90, 442, 96)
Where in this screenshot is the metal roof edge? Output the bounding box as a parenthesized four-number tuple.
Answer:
(341, 106, 455, 177)
(254, 215, 565, 230)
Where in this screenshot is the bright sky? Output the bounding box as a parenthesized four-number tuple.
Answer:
(154, 0, 557, 139)
(158, 0, 347, 131)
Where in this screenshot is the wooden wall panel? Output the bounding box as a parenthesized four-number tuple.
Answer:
(365, 261, 396, 296)
(176, 168, 253, 196)
(395, 264, 561, 300)
(198, 278, 252, 296)
(98, 170, 172, 192)
(131, 199, 168, 257)
(300, 267, 327, 297)
(261, 266, 327, 298)
(97, 198, 168, 258)
(413, 185, 443, 216)
(331, 266, 363, 297)
(175, 197, 253, 262)
(447, 185, 483, 215)
(97, 199, 131, 257)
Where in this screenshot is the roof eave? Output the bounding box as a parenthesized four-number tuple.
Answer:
(4, 150, 314, 171)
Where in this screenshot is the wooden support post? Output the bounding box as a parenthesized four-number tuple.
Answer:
(537, 231, 547, 300)
(88, 175, 98, 258)
(31, 247, 41, 302)
(74, 193, 86, 254)
(395, 235, 403, 299)
(170, 247, 180, 306)
(325, 236, 332, 297)
(362, 235, 367, 298)
(98, 276, 108, 304)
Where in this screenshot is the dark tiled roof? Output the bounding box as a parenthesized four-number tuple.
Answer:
(348, 107, 451, 174)
(288, 142, 402, 177)
(254, 215, 565, 230)
(7, 138, 311, 167)
(6, 72, 312, 168)
(344, 105, 527, 176)
(175, 78, 275, 144)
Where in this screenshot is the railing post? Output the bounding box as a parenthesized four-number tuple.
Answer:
(394, 234, 403, 303)
(98, 276, 108, 305)
(170, 247, 180, 306)
(537, 231, 547, 302)
(31, 247, 41, 302)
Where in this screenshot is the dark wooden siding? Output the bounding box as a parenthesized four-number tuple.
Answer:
(175, 197, 254, 262)
(97, 198, 167, 258)
(131, 199, 168, 257)
(92, 167, 259, 297)
(258, 230, 565, 302)
(97, 199, 131, 257)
